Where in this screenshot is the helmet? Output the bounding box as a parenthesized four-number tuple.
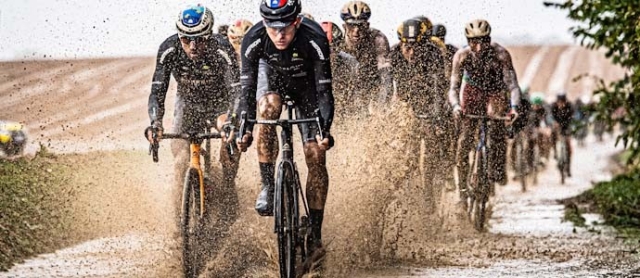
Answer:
(260, 0, 301, 28)
(321, 21, 344, 45)
(340, 1, 372, 24)
(530, 92, 545, 106)
(217, 24, 229, 36)
(397, 18, 430, 43)
(176, 4, 215, 37)
(228, 19, 253, 50)
(412, 15, 433, 32)
(300, 12, 315, 21)
(557, 92, 567, 101)
(432, 24, 446, 39)
(465, 19, 491, 38)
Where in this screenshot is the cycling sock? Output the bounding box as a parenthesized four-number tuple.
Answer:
(309, 209, 324, 246)
(259, 162, 275, 187)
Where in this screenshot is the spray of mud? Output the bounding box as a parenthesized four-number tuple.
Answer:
(196, 101, 472, 277)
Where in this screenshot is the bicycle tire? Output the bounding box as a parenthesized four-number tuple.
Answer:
(516, 136, 527, 192)
(181, 169, 202, 278)
(275, 163, 297, 278)
(473, 145, 489, 231)
(558, 140, 567, 185)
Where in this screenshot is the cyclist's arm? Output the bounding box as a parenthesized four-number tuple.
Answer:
(311, 35, 335, 134)
(148, 40, 174, 124)
(234, 28, 262, 131)
(497, 45, 521, 108)
(448, 48, 466, 108)
(218, 38, 242, 113)
(374, 32, 393, 104)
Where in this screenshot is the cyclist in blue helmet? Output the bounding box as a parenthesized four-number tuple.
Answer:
(232, 0, 335, 262)
(145, 4, 241, 228)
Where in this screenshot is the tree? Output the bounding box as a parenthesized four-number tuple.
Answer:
(545, 0, 640, 164)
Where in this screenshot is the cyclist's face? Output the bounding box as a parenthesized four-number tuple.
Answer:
(467, 36, 491, 54)
(266, 18, 300, 50)
(344, 22, 369, 45)
(400, 42, 417, 63)
(179, 35, 209, 60)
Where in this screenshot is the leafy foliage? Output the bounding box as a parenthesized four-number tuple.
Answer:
(591, 169, 640, 228)
(545, 0, 640, 164)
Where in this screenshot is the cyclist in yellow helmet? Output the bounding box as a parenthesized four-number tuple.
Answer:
(227, 19, 254, 65)
(0, 121, 27, 157)
(340, 0, 392, 114)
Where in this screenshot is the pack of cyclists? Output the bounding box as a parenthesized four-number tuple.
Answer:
(144, 0, 589, 272)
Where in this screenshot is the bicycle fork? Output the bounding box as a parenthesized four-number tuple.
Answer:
(190, 144, 206, 217)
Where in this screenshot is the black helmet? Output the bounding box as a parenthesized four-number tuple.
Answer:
(397, 18, 429, 43)
(557, 92, 567, 102)
(260, 0, 301, 28)
(433, 24, 446, 39)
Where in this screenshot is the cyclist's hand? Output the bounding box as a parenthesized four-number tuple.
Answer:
(145, 122, 163, 144)
(236, 132, 253, 152)
(452, 104, 462, 120)
(507, 108, 519, 123)
(316, 132, 335, 150)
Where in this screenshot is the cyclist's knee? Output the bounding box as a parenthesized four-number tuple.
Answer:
(258, 93, 282, 120)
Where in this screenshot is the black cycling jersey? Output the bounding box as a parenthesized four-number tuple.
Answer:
(551, 102, 574, 130)
(235, 20, 334, 133)
(148, 33, 240, 125)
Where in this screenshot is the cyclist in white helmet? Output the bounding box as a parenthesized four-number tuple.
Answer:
(448, 19, 522, 208)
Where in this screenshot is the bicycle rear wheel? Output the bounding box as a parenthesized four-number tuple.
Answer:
(275, 164, 297, 278)
(181, 169, 202, 278)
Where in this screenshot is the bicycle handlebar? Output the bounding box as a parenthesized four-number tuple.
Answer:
(238, 111, 325, 141)
(147, 130, 227, 163)
(465, 114, 513, 121)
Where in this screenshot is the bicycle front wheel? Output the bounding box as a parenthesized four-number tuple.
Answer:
(275, 163, 297, 278)
(472, 146, 489, 231)
(181, 169, 202, 278)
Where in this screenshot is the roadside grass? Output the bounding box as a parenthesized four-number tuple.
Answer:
(0, 144, 73, 271)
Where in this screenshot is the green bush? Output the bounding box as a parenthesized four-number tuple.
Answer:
(591, 169, 640, 228)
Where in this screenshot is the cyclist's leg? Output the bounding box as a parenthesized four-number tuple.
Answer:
(457, 84, 483, 202)
(255, 60, 283, 216)
(487, 93, 508, 185)
(295, 90, 328, 258)
(564, 128, 573, 176)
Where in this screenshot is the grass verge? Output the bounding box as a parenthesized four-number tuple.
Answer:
(0, 145, 73, 271)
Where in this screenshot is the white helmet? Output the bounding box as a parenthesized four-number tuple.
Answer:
(465, 19, 491, 38)
(228, 19, 254, 51)
(176, 4, 214, 37)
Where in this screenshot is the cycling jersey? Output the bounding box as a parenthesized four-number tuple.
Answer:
(148, 34, 240, 129)
(235, 20, 334, 135)
(343, 28, 392, 105)
(390, 41, 447, 118)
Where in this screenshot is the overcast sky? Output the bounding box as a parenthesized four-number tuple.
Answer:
(0, 0, 578, 61)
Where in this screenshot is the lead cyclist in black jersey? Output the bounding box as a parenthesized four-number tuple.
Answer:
(231, 0, 335, 260)
(145, 4, 241, 227)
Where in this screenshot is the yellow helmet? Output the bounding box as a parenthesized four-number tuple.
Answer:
(465, 19, 491, 38)
(227, 19, 253, 51)
(412, 15, 433, 32)
(396, 18, 429, 43)
(340, 1, 372, 24)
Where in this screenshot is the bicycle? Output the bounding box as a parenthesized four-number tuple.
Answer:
(238, 98, 324, 278)
(464, 114, 511, 231)
(511, 130, 528, 192)
(147, 125, 234, 278)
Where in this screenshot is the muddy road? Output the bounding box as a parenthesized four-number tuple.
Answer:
(1, 46, 638, 277)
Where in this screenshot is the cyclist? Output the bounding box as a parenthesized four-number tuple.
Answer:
(145, 4, 241, 226)
(0, 121, 27, 157)
(528, 92, 553, 164)
(432, 24, 458, 77)
(550, 92, 574, 177)
(391, 18, 451, 189)
(232, 0, 334, 261)
(227, 19, 254, 65)
(340, 0, 392, 113)
(448, 19, 522, 205)
(321, 21, 359, 115)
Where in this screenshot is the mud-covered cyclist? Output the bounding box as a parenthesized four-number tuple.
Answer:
(448, 19, 522, 207)
(144, 4, 241, 227)
(230, 0, 335, 262)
